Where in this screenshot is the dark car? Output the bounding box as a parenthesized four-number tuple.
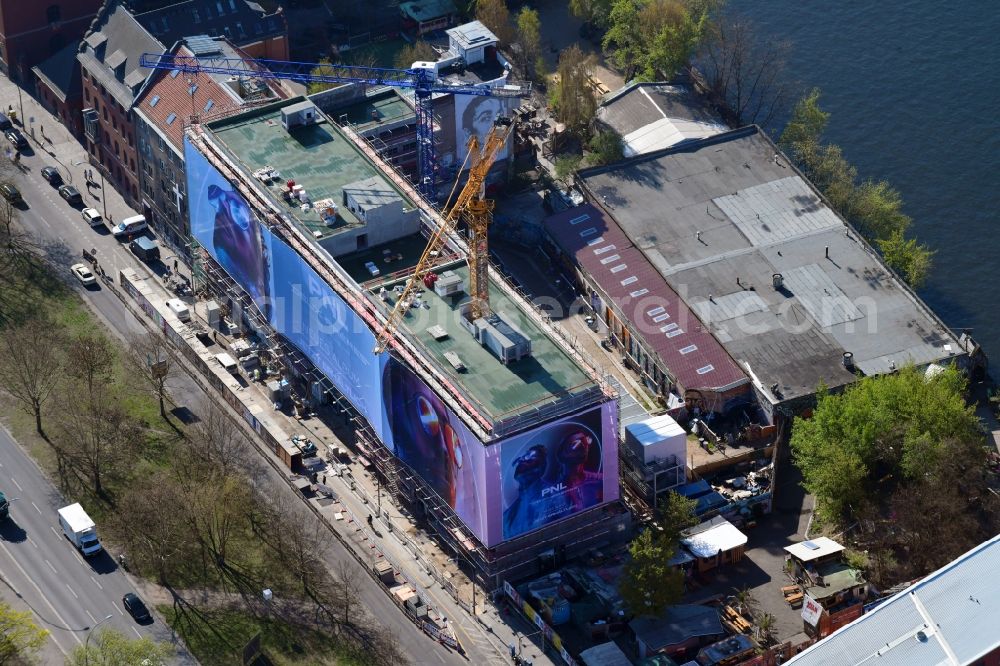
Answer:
(58, 184, 82, 205)
(0, 183, 21, 203)
(122, 593, 151, 623)
(0, 112, 11, 131)
(41, 166, 62, 186)
(4, 128, 27, 150)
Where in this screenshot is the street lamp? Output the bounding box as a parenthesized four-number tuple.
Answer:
(85, 614, 113, 664)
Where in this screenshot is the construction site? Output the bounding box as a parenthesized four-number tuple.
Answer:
(182, 90, 630, 587)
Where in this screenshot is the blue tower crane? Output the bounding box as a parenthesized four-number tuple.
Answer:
(138, 52, 529, 198)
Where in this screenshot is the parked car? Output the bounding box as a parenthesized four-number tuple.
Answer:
(0, 112, 11, 131)
(0, 183, 21, 203)
(122, 593, 151, 623)
(81, 208, 103, 227)
(70, 263, 96, 286)
(58, 184, 82, 205)
(129, 236, 160, 262)
(4, 128, 27, 150)
(111, 215, 147, 238)
(41, 166, 62, 186)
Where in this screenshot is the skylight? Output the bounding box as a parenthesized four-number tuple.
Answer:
(204, 99, 214, 112)
(149, 95, 160, 107)
(170, 70, 180, 78)
(166, 113, 177, 125)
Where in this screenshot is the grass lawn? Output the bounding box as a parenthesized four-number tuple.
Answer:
(160, 606, 370, 666)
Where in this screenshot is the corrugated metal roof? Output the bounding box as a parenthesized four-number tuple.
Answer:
(787, 534, 1000, 665)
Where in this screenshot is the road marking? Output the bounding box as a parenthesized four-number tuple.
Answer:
(50, 526, 60, 538)
(30, 501, 41, 514)
(132, 627, 142, 639)
(90, 575, 103, 591)
(0, 539, 79, 650)
(65, 583, 78, 599)
(85, 609, 96, 624)
(112, 601, 124, 616)
(10, 477, 22, 491)
(44, 559, 57, 574)
(26, 536, 37, 549)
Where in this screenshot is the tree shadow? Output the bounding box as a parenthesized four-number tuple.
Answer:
(0, 519, 27, 543)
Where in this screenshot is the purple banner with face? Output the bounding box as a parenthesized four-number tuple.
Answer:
(498, 403, 619, 541)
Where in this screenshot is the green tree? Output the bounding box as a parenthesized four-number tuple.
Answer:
(791, 365, 980, 521)
(778, 87, 829, 160)
(602, 0, 643, 79)
(877, 228, 934, 287)
(570, 0, 614, 29)
(656, 490, 699, 543)
(638, 2, 711, 81)
(394, 41, 437, 69)
(516, 8, 542, 80)
(618, 528, 685, 617)
(848, 179, 911, 240)
(551, 45, 598, 134)
(475, 0, 515, 46)
(67, 628, 171, 665)
(554, 154, 583, 181)
(0, 602, 48, 663)
(588, 130, 624, 165)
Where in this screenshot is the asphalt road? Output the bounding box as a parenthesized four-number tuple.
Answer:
(3, 141, 463, 665)
(0, 426, 186, 660)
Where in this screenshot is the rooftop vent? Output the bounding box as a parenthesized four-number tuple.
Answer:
(772, 273, 784, 289)
(843, 352, 855, 369)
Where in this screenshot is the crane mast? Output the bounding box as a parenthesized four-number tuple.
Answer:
(373, 118, 514, 354)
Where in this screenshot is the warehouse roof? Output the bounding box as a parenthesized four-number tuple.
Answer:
(596, 82, 726, 156)
(577, 126, 965, 406)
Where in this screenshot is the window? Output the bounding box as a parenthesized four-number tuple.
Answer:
(85, 89, 90, 102)
(149, 95, 160, 107)
(102, 107, 108, 121)
(216, 1, 224, 14)
(236, 22, 245, 37)
(193, 9, 200, 23)
(166, 113, 177, 125)
(112, 117, 117, 131)
(46, 5, 60, 23)
(204, 99, 214, 112)
(189, 84, 198, 95)
(170, 70, 180, 79)
(128, 134, 133, 147)
(228, 0, 237, 10)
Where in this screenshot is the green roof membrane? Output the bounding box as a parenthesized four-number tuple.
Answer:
(375, 263, 596, 420)
(208, 102, 414, 241)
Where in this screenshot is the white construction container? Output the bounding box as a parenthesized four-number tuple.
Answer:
(625, 414, 687, 465)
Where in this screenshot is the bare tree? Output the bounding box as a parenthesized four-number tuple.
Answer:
(697, 16, 791, 130)
(187, 403, 254, 477)
(110, 472, 195, 584)
(551, 45, 598, 136)
(123, 331, 176, 420)
(333, 558, 363, 629)
(54, 396, 143, 499)
(65, 332, 116, 404)
(0, 318, 65, 437)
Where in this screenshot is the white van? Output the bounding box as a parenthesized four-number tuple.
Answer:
(111, 214, 147, 238)
(166, 298, 190, 322)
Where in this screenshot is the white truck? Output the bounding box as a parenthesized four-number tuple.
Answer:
(57, 503, 102, 557)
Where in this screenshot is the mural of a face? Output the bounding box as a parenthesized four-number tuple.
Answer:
(207, 183, 270, 313)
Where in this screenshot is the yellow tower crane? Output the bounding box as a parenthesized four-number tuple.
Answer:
(373, 117, 514, 354)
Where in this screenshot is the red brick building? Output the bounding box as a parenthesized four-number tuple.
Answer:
(78, 2, 163, 207)
(0, 0, 102, 83)
(33, 41, 85, 137)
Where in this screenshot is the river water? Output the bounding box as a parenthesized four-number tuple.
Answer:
(730, 0, 1000, 358)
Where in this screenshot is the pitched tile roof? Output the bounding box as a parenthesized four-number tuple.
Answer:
(543, 203, 747, 394)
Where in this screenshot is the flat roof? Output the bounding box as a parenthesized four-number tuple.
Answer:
(785, 537, 845, 563)
(544, 204, 747, 393)
(336, 88, 414, 132)
(578, 127, 964, 404)
(787, 534, 1000, 666)
(207, 99, 416, 241)
(373, 263, 597, 422)
(447, 20, 497, 50)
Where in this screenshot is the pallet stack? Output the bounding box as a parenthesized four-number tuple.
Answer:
(782, 584, 804, 608)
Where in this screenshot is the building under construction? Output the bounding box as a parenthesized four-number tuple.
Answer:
(184, 96, 627, 586)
